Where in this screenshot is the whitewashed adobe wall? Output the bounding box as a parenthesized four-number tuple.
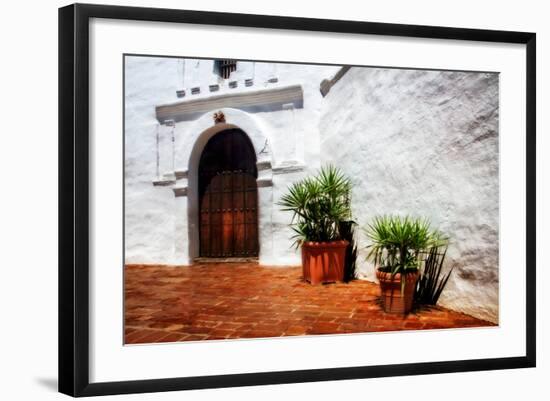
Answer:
(125, 56, 499, 323)
(319, 68, 499, 323)
(124, 56, 339, 266)
(125, 57, 181, 265)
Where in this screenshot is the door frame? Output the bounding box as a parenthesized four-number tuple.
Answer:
(181, 109, 276, 265)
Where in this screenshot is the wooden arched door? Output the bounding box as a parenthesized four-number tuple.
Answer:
(198, 129, 259, 258)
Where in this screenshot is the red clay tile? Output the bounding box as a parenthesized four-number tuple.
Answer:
(124, 263, 494, 344)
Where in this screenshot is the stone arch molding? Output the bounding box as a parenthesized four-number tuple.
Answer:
(170, 107, 275, 265)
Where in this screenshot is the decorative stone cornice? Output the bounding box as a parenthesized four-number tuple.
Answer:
(156, 84, 304, 124)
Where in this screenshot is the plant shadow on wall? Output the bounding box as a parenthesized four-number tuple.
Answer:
(364, 215, 454, 315)
(278, 165, 358, 284)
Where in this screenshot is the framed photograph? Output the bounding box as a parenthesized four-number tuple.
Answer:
(58, 3, 536, 397)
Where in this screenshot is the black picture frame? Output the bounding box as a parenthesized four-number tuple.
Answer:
(58, 3, 536, 397)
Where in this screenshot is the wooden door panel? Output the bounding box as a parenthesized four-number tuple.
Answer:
(244, 210, 255, 224)
(200, 192, 210, 209)
(200, 211, 209, 227)
(210, 211, 222, 239)
(222, 210, 233, 225)
(200, 225, 210, 255)
(210, 224, 222, 256)
(244, 175, 256, 190)
(210, 191, 222, 212)
(222, 220, 233, 256)
(222, 194, 232, 211)
(232, 173, 244, 191)
(245, 224, 258, 255)
(234, 224, 245, 255)
(222, 173, 232, 192)
(233, 190, 244, 204)
(245, 191, 257, 208)
(233, 210, 245, 225)
(209, 174, 220, 190)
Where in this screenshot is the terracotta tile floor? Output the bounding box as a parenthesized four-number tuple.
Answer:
(124, 263, 495, 344)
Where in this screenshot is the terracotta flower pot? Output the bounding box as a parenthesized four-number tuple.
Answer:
(376, 269, 419, 314)
(301, 240, 349, 285)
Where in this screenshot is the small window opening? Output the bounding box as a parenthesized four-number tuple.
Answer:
(215, 60, 237, 79)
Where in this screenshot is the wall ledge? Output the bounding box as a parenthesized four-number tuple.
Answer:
(174, 170, 188, 180)
(257, 178, 273, 188)
(152, 179, 176, 186)
(257, 161, 272, 171)
(272, 163, 306, 174)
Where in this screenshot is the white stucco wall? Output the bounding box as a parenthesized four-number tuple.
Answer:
(124, 57, 181, 264)
(124, 55, 340, 266)
(125, 56, 499, 322)
(319, 68, 499, 323)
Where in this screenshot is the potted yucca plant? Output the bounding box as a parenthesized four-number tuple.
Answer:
(365, 215, 446, 314)
(278, 166, 352, 284)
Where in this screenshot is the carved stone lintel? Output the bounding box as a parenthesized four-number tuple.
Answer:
(156, 84, 304, 123)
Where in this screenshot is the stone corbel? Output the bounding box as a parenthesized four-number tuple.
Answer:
(256, 160, 272, 171)
(173, 186, 188, 197)
(153, 171, 187, 193)
(256, 160, 273, 188)
(174, 170, 188, 180)
(257, 178, 273, 188)
(153, 172, 176, 186)
(152, 179, 175, 186)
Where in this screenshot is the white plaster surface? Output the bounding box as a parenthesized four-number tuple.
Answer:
(125, 56, 499, 322)
(124, 57, 180, 265)
(319, 68, 499, 322)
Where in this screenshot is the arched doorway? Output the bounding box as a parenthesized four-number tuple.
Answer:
(198, 128, 259, 258)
